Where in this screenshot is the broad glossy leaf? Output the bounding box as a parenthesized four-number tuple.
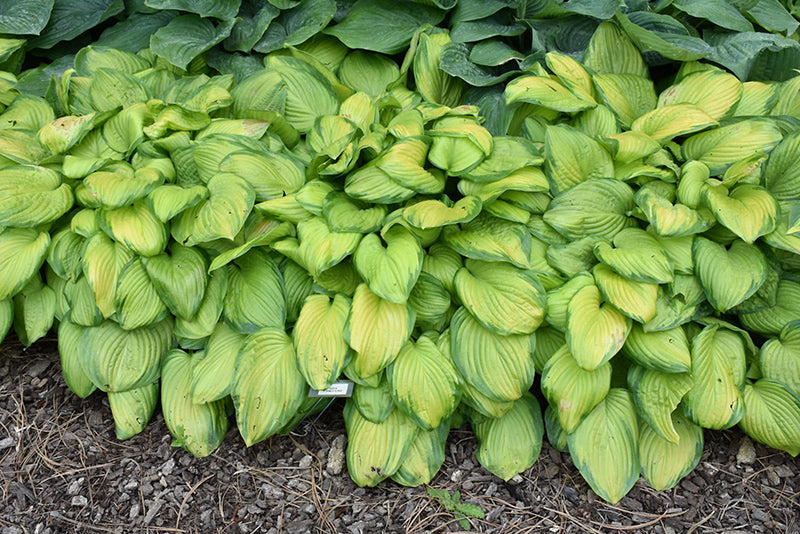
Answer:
(739, 379, 800, 457)
(463, 137, 543, 183)
(28, 0, 123, 50)
(658, 69, 742, 120)
(544, 124, 614, 194)
(693, 237, 767, 313)
(345, 283, 413, 380)
(219, 150, 306, 202)
(223, 249, 285, 333)
(544, 272, 595, 331)
(264, 55, 339, 133)
(683, 119, 782, 176)
(568, 388, 639, 504)
(146, 184, 208, 222)
(621, 325, 692, 373)
(88, 68, 149, 112)
(427, 116, 493, 176)
(279, 258, 314, 323)
(79, 317, 173, 393)
(190, 321, 245, 404)
(628, 365, 692, 443)
(97, 201, 168, 257)
(162, 349, 229, 456)
(441, 213, 531, 269)
(37, 111, 115, 155)
(150, 15, 236, 69)
(505, 75, 595, 112)
(353, 226, 423, 304)
(140, 243, 207, 320)
(391, 424, 449, 487)
(592, 74, 656, 128)
(414, 31, 465, 108)
(233, 327, 306, 446)
(630, 104, 717, 144)
(408, 273, 451, 331)
(81, 232, 133, 318)
(739, 279, 800, 336)
(592, 263, 657, 324)
(252, 0, 337, 54)
(113, 257, 167, 330)
(84, 163, 163, 210)
(545, 236, 601, 279)
(108, 381, 158, 440)
(0, 0, 54, 35)
(635, 181, 714, 237)
(450, 307, 534, 403)
(338, 50, 400, 97)
(272, 217, 362, 278)
(472, 393, 544, 481)
(543, 178, 636, 240)
(351, 379, 394, 423)
(402, 196, 481, 230)
(387, 336, 460, 431)
(344, 401, 419, 487)
(639, 412, 704, 491)
(58, 319, 97, 398)
(455, 260, 545, 335)
(583, 21, 647, 77)
(593, 228, 673, 284)
(764, 130, 800, 201)
(567, 284, 631, 371)
(702, 182, 778, 243)
(13, 276, 55, 347)
(760, 320, 800, 396)
(294, 294, 351, 391)
(0, 165, 73, 228)
(682, 325, 746, 429)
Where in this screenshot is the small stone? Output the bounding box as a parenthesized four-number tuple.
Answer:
(161, 458, 175, 477)
(680, 479, 700, 493)
(737, 437, 757, 465)
(509, 474, 524, 485)
(129, 504, 140, 519)
(124, 480, 138, 492)
(767, 469, 780, 486)
(71, 496, 88, 507)
(298, 454, 312, 469)
(0, 437, 14, 449)
(26, 360, 50, 378)
(67, 478, 84, 495)
(144, 500, 163, 525)
(774, 465, 794, 478)
(451, 469, 464, 483)
(326, 434, 346, 475)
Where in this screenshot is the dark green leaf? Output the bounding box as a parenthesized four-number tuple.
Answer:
(615, 11, 712, 62)
(672, 0, 754, 32)
(145, 0, 241, 19)
(525, 15, 599, 58)
(439, 42, 519, 87)
(323, 0, 445, 55)
(450, 12, 527, 43)
(224, 0, 280, 52)
(29, 0, 124, 49)
(463, 85, 516, 136)
(451, 0, 513, 23)
(704, 30, 800, 81)
(205, 48, 265, 81)
(95, 11, 179, 53)
(469, 40, 525, 67)
(253, 0, 336, 54)
(0, 0, 54, 35)
(562, 0, 622, 20)
(150, 15, 237, 69)
(746, 0, 799, 36)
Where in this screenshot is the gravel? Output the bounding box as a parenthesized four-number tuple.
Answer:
(1, 338, 799, 533)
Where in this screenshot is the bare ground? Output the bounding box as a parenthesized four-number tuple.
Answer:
(1, 338, 798, 534)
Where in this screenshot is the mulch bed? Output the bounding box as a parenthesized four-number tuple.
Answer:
(1, 338, 798, 534)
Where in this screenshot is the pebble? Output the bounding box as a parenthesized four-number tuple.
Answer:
(774, 465, 794, 478)
(298, 454, 313, 469)
(0, 437, 15, 449)
(326, 435, 346, 475)
(71, 496, 88, 507)
(451, 469, 464, 483)
(161, 458, 175, 477)
(767, 468, 780, 486)
(67, 478, 84, 495)
(144, 500, 163, 525)
(737, 437, 757, 464)
(26, 360, 50, 378)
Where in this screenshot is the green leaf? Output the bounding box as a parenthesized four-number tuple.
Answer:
(97, 201, 169, 257)
(323, 0, 445, 55)
(614, 11, 712, 62)
(628, 365, 692, 443)
(223, 249, 285, 333)
(739, 378, 800, 456)
(392, 424, 449, 486)
(253, 0, 337, 54)
(672, 0, 753, 32)
(150, 15, 237, 69)
(740, 279, 800, 336)
(145, 0, 240, 19)
(621, 325, 692, 373)
(96, 11, 179, 53)
(57, 319, 97, 398)
(441, 213, 532, 269)
(0, 166, 73, 228)
(113, 257, 168, 330)
(746, 0, 798, 36)
(568, 388, 639, 504)
(704, 31, 800, 82)
(543, 178, 636, 240)
(760, 320, 800, 396)
(639, 411, 704, 491)
(13, 276, 56, 347)
(353, 226, 423, 304)
(294, 293, 351, 391)
(472, 393, 544, 481)
(0, 0, 54, 35)
(108, 381, 158, 440)
(544, 124, 614, 194)
(693, 237, 767, 313)
(567, 284, 631, 371)
(29, 0, 124, 49)
(0, 229, 50, 301)
(439, 41, 519, 87)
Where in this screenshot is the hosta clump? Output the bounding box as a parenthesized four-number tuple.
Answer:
(499, 21, 800, 502)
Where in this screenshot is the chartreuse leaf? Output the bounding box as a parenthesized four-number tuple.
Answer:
(63, 276, 104, 327)
(264, 55, 339, 133)
(463, 137, 543, 183)
(146, 184, 208, 223)
(450, 307, 534, 403)
(693, 237, 767, 313)
(421, 243, 462, 295)
(387, 336, 460, 431)
(408, 273, 451, 331)
(88, 69, 149, 112)
(140, 243, 207, 321)
(441, 213, 531, 269)
(352, 378, 394, 423)
(79, 317, 173, 393)
(544, 272, 595, 331)
(428, 116, 493, 176)
(273, 217, 362, 278)
(658, 69, 742, 120)
(0, 166, 72, 228)
(764, 130, 800, 201)
(294, 294, 351, 391)
(108, 381, 159, 440)
(113, 258, 168, 330)
(219, 150, 306, 202)
(621, 325, 692, 374)
(639, 411, 704, 491)
(161, 349, 228, 456)
(592, 74, 656, 129)
(38, 111, 116, 155)
(97, 201, 168, 257)
(739, 279, 800, 336)
(739, 379, 800, 457)
(472, 393, 544, 481)
(583, 22, 648, 77)
(338, 51, 400, 97)
(84, 162, 163, 210)
(402, 196, 482, 230)
(567, 284, 631, 371)
(391, 424, 449, 487)
(702, 182, 778, 243)
(635, 181, 714, 237)
(594, 228, 673, 284)
(544, 124, 614, 194)
(0, 130, 51, 165)
(568, 388, 639, 504)
(414, 31, 464, 108)
(531, 326, 565, 374)
(505, 73, 594, 114)
(682, 325, 746, 429)
(279, 259, 314, 323)
(683, 119, 782, 176)
(57, 319, 96, 399)
(643, 278, 705, 333)
(454, 259, 545, 335)
(232, 327, 307, 446)
(353, 226, 423, 304)
(760, 321, 800, 395)
(345, 283, 414, 381)
(592, 264, 657, 324)
(223, 249, 285, 334)
(544, 178, 636, 241)
(344, 400, 419, 487)
(628, 365, 692, 443)
(189, 321, 245, 404)
(631, 104, 717, 144)
(171, 173, 255, 246)
(13, 276, 55, 347)
(81, 232, 133, 318)
(0, 94, 54, 131)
